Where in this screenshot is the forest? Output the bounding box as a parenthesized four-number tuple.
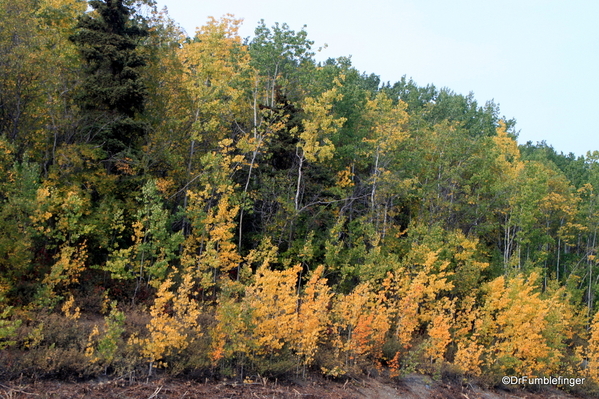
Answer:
(1, 0, 599, 391)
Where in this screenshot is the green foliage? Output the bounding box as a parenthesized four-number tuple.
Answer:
(86, 301, 126, 369)
(0, 0, 43, 142)
(250, 20, 314, 105)
(2, 2, 599, 387)
(0, 306, 21, 350)
(105, 180, 183, 289)
(0, 158, 39, 301)
(70, 0, 149, 155)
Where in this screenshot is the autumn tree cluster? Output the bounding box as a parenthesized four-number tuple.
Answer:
(3, 0, 599, 389)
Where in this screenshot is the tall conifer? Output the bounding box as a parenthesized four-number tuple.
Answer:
(70, 0, 148, 156)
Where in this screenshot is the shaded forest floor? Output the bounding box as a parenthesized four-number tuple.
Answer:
(0, 374, 593, 399)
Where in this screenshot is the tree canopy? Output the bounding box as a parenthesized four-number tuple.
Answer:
(1, 0, 599, 391)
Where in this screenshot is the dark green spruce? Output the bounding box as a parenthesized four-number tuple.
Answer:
(70, 0, 148, 158)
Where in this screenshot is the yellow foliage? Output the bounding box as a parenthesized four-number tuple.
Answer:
(139, 273, 202, 366)
(61, 294, 80, 321)
(452, 294, 484, 375)
(584, 311, 599, 381)
(391, 249, 454, 349)
(332, 282, 391, 368)
(476, 272, 567, 376)
(31, 185, 93, 296)
(114, 157, 134, 175)
(23, 322, 44, 350)
(293, 265, 332, 365)
(362, 92, 408, 153)
(85, 301, 126, 367)
(155, 177, 175, 197)
(192, 192, 241, 289)
(336, 166, 354, 188)
(85, 325, 101, 361)
(454, 337, 485, 376)
(181, 141, 243, 290)
(493, 120, 520, 166)
(424, 298, 454, 363)
(210, 279, 251, 363)
(179, 15, 251, 141)
(299, 84, 346, 163)
(43, 241, 88, 288)
(214, 262, 331, 368)
(243, 237, 279, 270)
(244, 264, 302, 353)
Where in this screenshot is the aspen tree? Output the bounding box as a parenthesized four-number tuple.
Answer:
(85, 301, 126, 372)
(452, 294, 484, 375)
(292, 265, 332, 371)
(332, 282, 390, 370)
(424, 297, 454, 364)
(30, 186, 92, 304)
(244, 264, 302, 355)
(585, 310, 599, 381)
(392, 249, 454, 350)
(210, 238, 277, 370)
(137, 272, 201, 374)
(249, 20, 314, 107)
(475, 273, 568, 377)
(361, 92, 408, 232)
(490, 121, 546, 272)
(105, 180, 183, 296)
(294, 81, 346, 210)
(180, 139, 243, 295)
(210, 279, 252, 365)
(177, 15, 251, 212)
(61, 293, 80, 320)
(179, 14, 250, 129)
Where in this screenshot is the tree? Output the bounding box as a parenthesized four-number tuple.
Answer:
(250, 20, 314, 107)
(292, 265, 332, 372)
(0, 154, 40, 303)
(294, 81, 346, 210)
(179, 139, 244, 294)
(70, 0, 149, 156)
(0, 0, 42, 143)
(243, 263, 302, 368)
(0, 0, 86, 160)
(474, 273, 571, 377)
(104, 180, 183, 297)
(584, 310, 599, 382)
(361, 92, 408, 234)
(331, 282, 390, 372)
(176, 15, 252, 216)
(135, 273, 201, 375)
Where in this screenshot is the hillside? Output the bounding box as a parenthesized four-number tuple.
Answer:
(1, 0, 599, 394)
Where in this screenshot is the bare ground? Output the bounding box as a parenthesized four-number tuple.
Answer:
(0, 374, 593, 399)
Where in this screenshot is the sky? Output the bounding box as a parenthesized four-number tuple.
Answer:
(155, 0, 599, 157)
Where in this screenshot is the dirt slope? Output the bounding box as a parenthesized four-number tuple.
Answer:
(0, 374, 591, 399)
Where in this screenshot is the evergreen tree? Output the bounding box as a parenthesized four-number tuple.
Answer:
(70, 0, 148, 157)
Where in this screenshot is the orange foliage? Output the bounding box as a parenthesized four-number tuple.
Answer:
(332, 282, 390, 369)
(390, 249, 454, 350)
(424, 298, 454, 363)
(293, 265, 332, 366)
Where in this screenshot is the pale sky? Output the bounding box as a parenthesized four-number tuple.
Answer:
(156, 0, 599, 157)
